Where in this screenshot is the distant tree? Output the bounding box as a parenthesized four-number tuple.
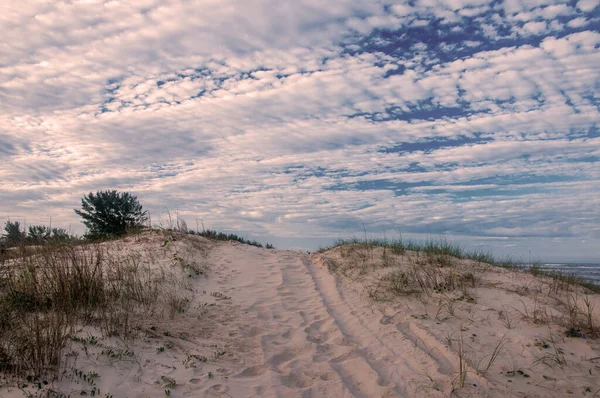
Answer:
(3, 220, 26, 245)
(28, 225, 51, 244)
(51, 228, 70, 241)
(74, 190, 148, 238)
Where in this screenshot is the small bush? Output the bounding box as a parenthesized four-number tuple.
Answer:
(2, 221, 25, 246)
(367, 270, 415, 300)
(27, 225, 51, 244)
(26, 226, 72, 245)
(74, 190, 148, 238)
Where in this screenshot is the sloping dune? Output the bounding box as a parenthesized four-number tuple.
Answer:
(2, 232, 599, 397)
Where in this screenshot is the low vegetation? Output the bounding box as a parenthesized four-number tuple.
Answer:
(326, 240, 480, 301)
(189, 229, 274, 249)
(0, 236, 179, 381)
(1, 221, 77, 250)
(323, 237, 599, 293)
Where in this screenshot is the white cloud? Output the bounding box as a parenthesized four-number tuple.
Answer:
(1, 0, 599, 261)
(567, 17, 589, 28)
(577, 0, 598, 12)
(521, 21, 549, 35)
(390, 4, 414, 16)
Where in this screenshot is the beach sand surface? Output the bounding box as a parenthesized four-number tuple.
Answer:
(2, 233, 599, 397)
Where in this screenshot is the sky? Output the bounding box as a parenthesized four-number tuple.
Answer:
(1, 0, 599, 262)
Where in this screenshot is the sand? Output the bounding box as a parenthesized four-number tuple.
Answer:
(1, 233, 599, 397)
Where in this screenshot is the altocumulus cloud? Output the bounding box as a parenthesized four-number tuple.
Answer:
(1, 0, 599, 262)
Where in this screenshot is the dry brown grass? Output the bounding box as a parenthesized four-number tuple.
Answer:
(0, 235, 195, 379)
(332, 245, 480, 301)
(327, 240, 600, 343)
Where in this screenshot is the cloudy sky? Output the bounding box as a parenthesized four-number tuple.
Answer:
(1, 0, 599, 262)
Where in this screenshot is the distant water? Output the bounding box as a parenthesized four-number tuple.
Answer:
(536, 263, 600, 286)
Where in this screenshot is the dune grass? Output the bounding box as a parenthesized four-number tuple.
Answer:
(0, 239, 167, 379)
(528, 263, 600, 294)
(323, 237, 600, 293)
(323, 237, 495, 263)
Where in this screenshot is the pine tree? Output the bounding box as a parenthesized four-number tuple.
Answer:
(28, 225, 51, 244)
(3, 220, 26, 245)
(74, 190, 147, 238)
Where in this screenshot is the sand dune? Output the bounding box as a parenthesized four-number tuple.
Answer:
(1, 232, 599, 397)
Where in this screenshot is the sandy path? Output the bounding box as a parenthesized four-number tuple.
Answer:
(208, 243, 453, 398)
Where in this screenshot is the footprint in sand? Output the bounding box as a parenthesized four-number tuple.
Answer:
(377, 376, 394, 387)
(245, 326, 263, 337)
(280, 371, 315, 388)
(333, 336, 356, 347)
(331, 350, 360, 363)
(204, 384, 229, 397)
(282, 328, 303, 340)
(305, 328, 325, 343)
(267, 346, 304, 370)
(257, 311, 271, 320)
(312, 354, 329, 363)
(236, 364, 268, 377)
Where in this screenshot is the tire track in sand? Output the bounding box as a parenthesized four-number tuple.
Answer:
(208, 244, 454, 397)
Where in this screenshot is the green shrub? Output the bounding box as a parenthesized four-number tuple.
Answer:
(28, 225, 51, 244)
(74, 190, 147, 238)
(3, 221, 25, 246)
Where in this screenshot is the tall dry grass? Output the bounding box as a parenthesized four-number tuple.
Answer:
(0, 241, 165, 379)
